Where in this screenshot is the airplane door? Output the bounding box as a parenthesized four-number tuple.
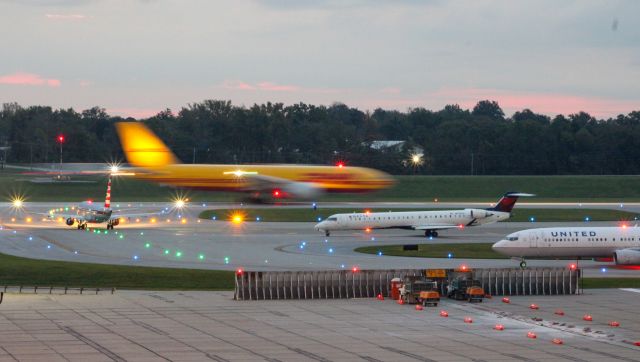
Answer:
(529, 231, 538, 248)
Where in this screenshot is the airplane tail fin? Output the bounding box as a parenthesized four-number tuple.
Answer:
(115, 122, 180, 168)
(104, 177, 112, 209)
(487, 192, 535, 213)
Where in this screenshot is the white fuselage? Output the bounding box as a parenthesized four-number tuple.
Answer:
(315, 209, 510, 232)
(493, 227, 640, 258)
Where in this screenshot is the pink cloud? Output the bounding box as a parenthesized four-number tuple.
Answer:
(0, 72, 61, 87)
(434, 87, 639, 118)
(45, 14, 89, 20)
(379, 87, 401, 94)
(107, 108, 160, 119)
(256, 82, 299, 92)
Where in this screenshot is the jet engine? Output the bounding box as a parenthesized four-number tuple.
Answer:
(66, 218, 75, 226)
(110, 218, 120, 226)
(465, 209, 492, 219)
(614, 249, 640, 265)
(280, 182, 323, 200)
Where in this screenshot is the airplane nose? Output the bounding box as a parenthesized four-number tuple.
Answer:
(492, 240, 507, 252)
(314, 222, 324, 231)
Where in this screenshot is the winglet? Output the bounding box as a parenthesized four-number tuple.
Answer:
(115, 122, 180, 168)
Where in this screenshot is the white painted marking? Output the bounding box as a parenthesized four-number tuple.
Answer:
(620, 288, 640, 293)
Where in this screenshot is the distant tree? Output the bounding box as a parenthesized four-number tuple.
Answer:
(472, 100, 504, 120)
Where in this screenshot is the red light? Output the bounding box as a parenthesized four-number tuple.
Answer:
(460, 264, 467, 271)
(272, 190, 281, 198)
(569, 263, 577, 271)
(458, 224, 464, 229)
(622, 224, 628, 229)
(336, 162, 344, 168)
(365, 227, 371, 233)
(236, 268, 243, 275)
(57, 135, 65, 143)
(352, 266, 359, 273)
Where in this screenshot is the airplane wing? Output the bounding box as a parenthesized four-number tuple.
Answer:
(412, 225, 461, 231)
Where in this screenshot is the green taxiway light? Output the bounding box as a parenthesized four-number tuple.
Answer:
(175, 251, 182, 258)
(164, 249, 170, 255)
(198, 254, 205, 260)
(119, 235, 124, 239)
(144, 243, 151, 248)
(224, 256, 230, 264)
(140, 232, 144, 236)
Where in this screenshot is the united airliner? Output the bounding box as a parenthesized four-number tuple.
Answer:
(493, 226, 640, 268)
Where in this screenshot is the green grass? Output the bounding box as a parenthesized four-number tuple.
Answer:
(0, 252, 234, 290)
(356, 243, 505, 259)
(199, 208, 639, 223)
(582, 278, 640, 289)
(3, 169, 640, 202)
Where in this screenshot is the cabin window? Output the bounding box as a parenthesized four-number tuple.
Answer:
(507, 236, 518, 241)
(327, 217, 337, 221)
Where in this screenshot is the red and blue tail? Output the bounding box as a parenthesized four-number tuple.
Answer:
(104, 177, 112, 210)
(487, 192, 534, 213)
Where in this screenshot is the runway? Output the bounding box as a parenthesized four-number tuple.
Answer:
(1, 289, 639, 361)
(0, 202, 638, 277)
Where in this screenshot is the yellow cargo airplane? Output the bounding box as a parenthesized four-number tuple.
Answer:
(115, 122, 394, 200)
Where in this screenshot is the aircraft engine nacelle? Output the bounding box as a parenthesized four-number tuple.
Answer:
(465, 209, 491, 219)
(110, 218, 120, 226)
(614, 249, 640, 265)
(66, 218, 75, 226)
(281, 182, 323, 200)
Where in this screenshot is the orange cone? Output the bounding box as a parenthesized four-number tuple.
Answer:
(464, 317, 473, 323)
(439, 310, 449, 317)
(494, 324, 505, 331)
(609, 321, 620, 327)
(554, 309, 564, 316)
(377, 294, 384, 300)
(502, 297, 510, 303)
(415, 304, 424, 311)
(527, 331, 537, 339)
(552, 338, 563, 345)
(583, 314, 593, 322)
(529, 304, 539, 310)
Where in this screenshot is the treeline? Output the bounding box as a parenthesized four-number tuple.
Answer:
(1, 100, 640, 175)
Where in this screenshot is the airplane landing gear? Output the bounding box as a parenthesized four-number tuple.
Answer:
(425, 230, 438, 238)
(107, 224, 114, 230)
(77, 223, 87, 230)
(325, 231, 330, 237)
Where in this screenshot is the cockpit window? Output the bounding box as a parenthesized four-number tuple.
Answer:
(327, 217, 337, 221)
(507, 236, 518, 241)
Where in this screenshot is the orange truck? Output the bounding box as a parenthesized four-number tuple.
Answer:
(399, 276, 440, 307)
(447, 278, 485, 302)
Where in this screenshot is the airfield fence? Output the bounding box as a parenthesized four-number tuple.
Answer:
(234, 267, 581, 300)
(0, 286, 116, 295)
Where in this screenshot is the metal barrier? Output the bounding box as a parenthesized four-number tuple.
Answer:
(1, 286, 116, 295)
(234, 267, 581, 300)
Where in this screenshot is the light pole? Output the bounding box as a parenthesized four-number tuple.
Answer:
(57, 135, 65, 174)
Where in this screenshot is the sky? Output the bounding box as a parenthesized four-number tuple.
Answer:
(0, 0, 638, 118)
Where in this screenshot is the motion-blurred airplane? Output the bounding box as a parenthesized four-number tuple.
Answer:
(50, 177, 155, 230)
(315, 192, 534, 237)
(114, 122, 394, 201)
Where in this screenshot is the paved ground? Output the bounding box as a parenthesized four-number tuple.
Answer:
(0, 289, 638, 362)
(0, 202, 638, 276)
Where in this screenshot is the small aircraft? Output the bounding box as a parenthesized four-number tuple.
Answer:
(50, 177, 155, 230)
(315, 192, 534, 237)
(114, 122, 394, 201)
(493, 226, 640, 268)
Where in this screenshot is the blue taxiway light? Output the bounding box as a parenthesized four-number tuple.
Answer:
(133, 255, 139, 260)
(601, 267, 607, 273)
(585, 217, 591, 222)
(377, 251, 383, 256)
(328, 248, 334, 253)
(47, 245, 51, 249)
(447, 253, 453, 258)
(529, 217, 536, 222)
(317, 217, 322, 222)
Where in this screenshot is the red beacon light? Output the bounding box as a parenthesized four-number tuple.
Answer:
(569, 263, 577, 271)
(236, 268, 244, 276)
(57, 135, 65, 143)
(272, 189, 281, 198)
(352, 266, 359, 273)
(336, 162, 345, 168)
